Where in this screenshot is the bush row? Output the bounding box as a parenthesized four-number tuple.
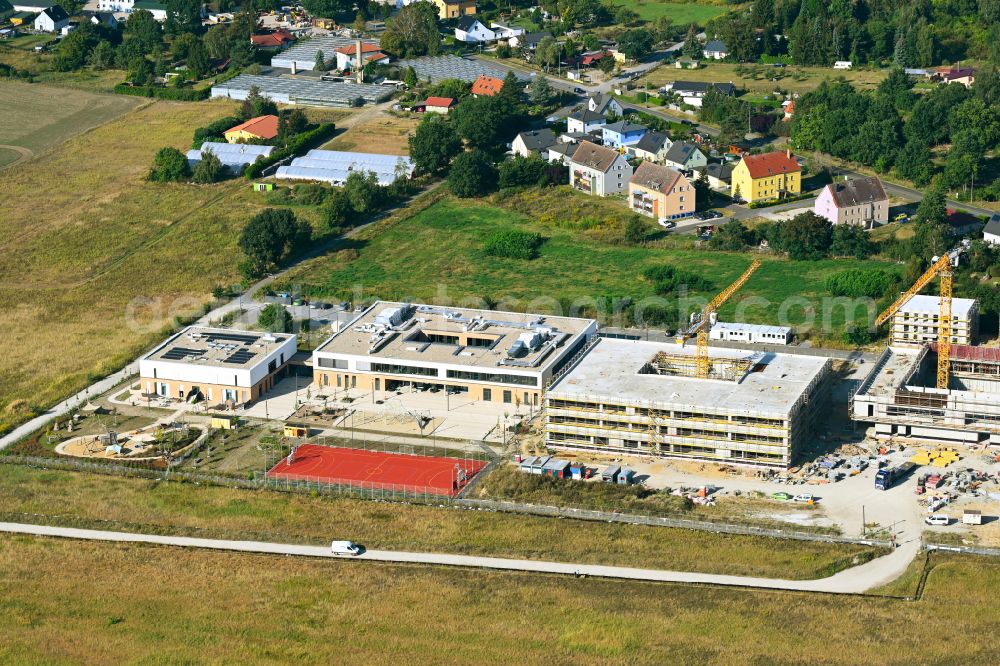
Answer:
(113, 83, 211, 101)
(244, 123, 337, 179)
(746, 192, 813, 209)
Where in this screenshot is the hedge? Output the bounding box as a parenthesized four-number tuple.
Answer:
(113, 83, 211, 101)
(243, 123, 337, 179)
(746, 192, 813, 209)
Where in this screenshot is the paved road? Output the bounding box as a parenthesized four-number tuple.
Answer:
(0, 521, 917, 594)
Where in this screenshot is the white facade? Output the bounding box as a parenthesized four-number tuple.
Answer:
(891, 295, 979, 347)
(984, 215, 1000, 246)
(490, 22, 523, 40)
(455, 19, 495, 43)
(34, 8, 68, 32)
(568, 153, 633, 197)
(709, 322, 792, 345)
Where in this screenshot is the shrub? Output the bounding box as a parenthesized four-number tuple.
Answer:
(483, 229, 543, 260)
(113, 83, 210, 101)
(148, 147, 190, 182)
(498, 155, 549, 189)
(826, 268, 898, 298)
(449, 150, 498, 198)
(843, 324, 876, 345)
(643, 265, 712, 295)
(191, 149, 225, 183)
(192, 115, 242, 149)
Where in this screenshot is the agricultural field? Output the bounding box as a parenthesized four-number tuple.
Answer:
(0, 96, 284, 436)
(0, 35, 125, 92)
(0, 536, 997, 664)
(640, 62, 890, 96)
(0, 81, 141, 170)
(630, 0, 731, 24)
(321, 112, 419, 155)
(0, 465, 879, 579)
(279, 191, 897, 342)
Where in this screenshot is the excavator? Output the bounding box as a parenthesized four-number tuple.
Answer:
(874, 249, 961, 390)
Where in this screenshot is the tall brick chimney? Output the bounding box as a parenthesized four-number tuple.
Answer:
(355, 38, 363, 84)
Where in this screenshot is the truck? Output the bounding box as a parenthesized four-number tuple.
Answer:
(874, 462, 916, 491)
(330, 540, 362, 556)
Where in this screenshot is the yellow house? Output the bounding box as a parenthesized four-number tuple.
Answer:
(730, 150, 801, 203)
(224, 115, 279, 144)
(432, 0, 476, 19)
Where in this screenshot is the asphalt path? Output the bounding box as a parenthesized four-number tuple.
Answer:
(0, 522, 917, 594)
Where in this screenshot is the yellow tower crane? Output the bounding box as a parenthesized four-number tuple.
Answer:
(874, 251, 958, 390)
(682, 259, 762, 379)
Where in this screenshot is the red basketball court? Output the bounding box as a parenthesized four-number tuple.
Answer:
(266, 444, 488, 496)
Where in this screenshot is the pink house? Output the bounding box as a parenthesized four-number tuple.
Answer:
(814, 176, 888, 229)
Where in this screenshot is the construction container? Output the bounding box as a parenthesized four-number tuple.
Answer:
(601, 465, 621, 483)
(283, 425, 309, 438)
(543, 459, 572, 479)
(963, 510, 983, 525)
(210, 416, 236, 430)
(570, 466, 584, 480)
(529, 456, 551, 474)
(617, 468, 635, 485)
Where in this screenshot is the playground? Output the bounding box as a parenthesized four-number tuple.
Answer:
(265, 443, 489, 496)
(55, 422, 202, 461)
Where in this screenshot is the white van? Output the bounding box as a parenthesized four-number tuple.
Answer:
(925, 515, 950, 526)
(330, 540, 362, 556)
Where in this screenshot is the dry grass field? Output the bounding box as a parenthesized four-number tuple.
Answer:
(639, 62, 889, 96)
(0, 536, 997, 664)
(0, 36, 126, 92)
(321, 112, 419, 155)
(0, 81, 141, 169)
(0, 97, 265, 435)
(0, 465, 878, 579)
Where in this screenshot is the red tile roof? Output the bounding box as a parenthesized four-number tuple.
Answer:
(334, 42, 383, 55)
(740, 150, 800, 179)
(470, 75, 504, 96)
(226, 115, 280, 140)
(250, 29, 294, 48)
(424, 97, 457, 108)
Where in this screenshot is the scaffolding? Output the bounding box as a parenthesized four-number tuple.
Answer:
(643, 350, 757, 382)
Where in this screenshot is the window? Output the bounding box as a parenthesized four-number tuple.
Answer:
(374, 378, 380, 391)
(503, 390, 512, 404)
(323, 374, 329, 386)
(351, 376, 356, 388)
(317, 358, 348, 369)
(371, 363, 438, 378)
(483, 388, 492, 401)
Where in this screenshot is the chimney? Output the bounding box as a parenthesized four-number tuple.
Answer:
(290, 60, 297, 75)
(786, 148, 791, 159)
(355, 38, 363, 84)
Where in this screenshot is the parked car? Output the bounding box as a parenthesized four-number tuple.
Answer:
(702, 210, 724, 220)
(771, 492, 792, 501)
(925, 514, 950, 526)
(573, 87, 585, 94)
(893, 213, 909, 223)
(658, 220, 676, 229)
(792, 493, 816, 503)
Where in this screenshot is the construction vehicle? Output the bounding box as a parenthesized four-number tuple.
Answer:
(874, 249, 961, 389)
(875, 461, 917, 490)
(680, 259, 762, 379)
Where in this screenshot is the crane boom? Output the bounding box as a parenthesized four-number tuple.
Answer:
(687, 259, 762, 379)
(937, 268, 952, 390)
(874, 253, 954, 327)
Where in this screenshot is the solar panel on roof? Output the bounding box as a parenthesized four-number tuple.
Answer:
(224, 350, 256, 364)
(162, 347, 205, 361)
(205, 332, 259, 344)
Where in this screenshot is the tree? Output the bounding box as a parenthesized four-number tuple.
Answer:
(166, 0, 203, 35)
(623, 217, 646, 244)
(403, 65, 418, 88)
(498, 155, 549, 189)
(529, 74, 553, 105)
(409, 114, 461, 174)
(314, 49, 326, 71)
(88, 40, 115, 70)
(204, 24, 233, 59)
(452, 96, 519, 151)
(323, 189, 354, 231)
(124, 9, 163, 55)
(238, 208, 311, 277)
(229, 40, 256, 69)
(693, 170, 712, 209)
(830, 224, 873, 258)
(616, 28, 654, 62)
(682, 23, 701, 59)
(186, 40, 209, 79)
(171, 31, 197, 59)
(708, 220, 749, 251)
(129, 57, 154, 85)
(148, 147, 191, 182)
(192, 149, 225, 183)
(241, 86, 278, 119)
(353, 10, 366, 33)
(915, 184, 947, 227)
(343, 170, 383, 214)
(380, 2, 439, 58)
(449, 150, 497, 198)
(52, 27, 98, 71)
(257, 303, 293, 333)
(301, 0, 352, 18)
(895, 140, 935, 186)
(780, 212, 833, 260)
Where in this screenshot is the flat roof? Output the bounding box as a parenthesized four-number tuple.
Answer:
(143, 327, 293, 369)
(315, 302, 595, 372)
(897, 294, 977, 317)
(548, 338, 828, 417)
(712, 321, 792, 335)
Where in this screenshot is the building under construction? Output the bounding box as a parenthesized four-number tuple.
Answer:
(852, 344, 1000, 445)
(544, 339, 831, 468)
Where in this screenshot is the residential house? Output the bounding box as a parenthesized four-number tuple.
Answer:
(11, 1, 51, 9)
(567, 140, 633, 197)
(674, 57, 699, 69)
(33, 4, 67, 32)
(512, 129, 556, 158)
(132, 0, 167, 21)
(59, 20, 77, 34)
(814, 176, 889, 229)
(225, 115, 279, 143)
(578, 51, 608, 68)
(431, 0, 475, 19)
(983, 214, 1000, 246)
(547, 141, 577, 164)
(630, 131, 672, 163)
(419, 96, 458, 113)
(88, 11, 120, 27)
(942, 67, 975, 88)
(511, 31, 546, 49)
(703, 39, 728, 60)
(587, 92, 624, 117)
(730, 150, 801, 203)
(628, 161, 694, 222)
(455, 16, 494, 43)
(601, 120, 646, 149)
(470, 74, 504, 96)
(696, 162, 734, 190)
(334, 42, 389, 71)
(566, 108, 607, 134)
(661, 81, 736, 108)
(490, 22, 523, 41)
(662, 141, 707, 172)
(251, 29, 295, 49)
(945, 209, 984, 236)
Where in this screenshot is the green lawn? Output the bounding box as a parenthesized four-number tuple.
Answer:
(628, 0, 731, 24)
(280, 192, 896, 343)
